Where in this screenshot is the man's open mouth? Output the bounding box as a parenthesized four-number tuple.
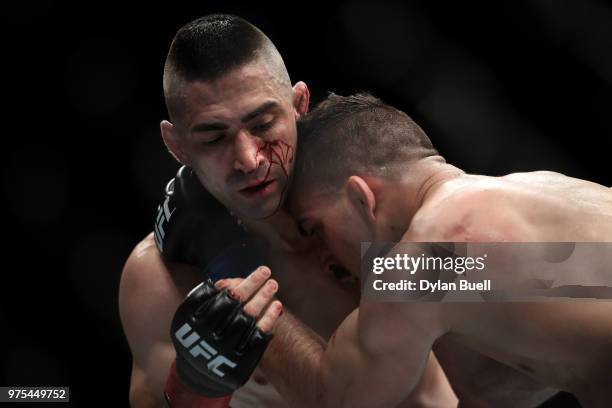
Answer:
(240, 179, 276, 196)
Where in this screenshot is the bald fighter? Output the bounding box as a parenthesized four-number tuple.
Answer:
(119, 16, 455, 407)
(246, 93, 612, 407)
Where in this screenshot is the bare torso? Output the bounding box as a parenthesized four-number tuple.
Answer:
(124, 214, 457, 407)
(422, 170, 612, 241)
(409, 170, 612, 404)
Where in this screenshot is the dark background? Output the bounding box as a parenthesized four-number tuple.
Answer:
(4, 0, 611, 406)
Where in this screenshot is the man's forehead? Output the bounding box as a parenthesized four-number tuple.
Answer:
(183, 64, 285, 110)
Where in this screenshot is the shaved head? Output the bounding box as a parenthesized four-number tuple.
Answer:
(163, 14, 291, 122)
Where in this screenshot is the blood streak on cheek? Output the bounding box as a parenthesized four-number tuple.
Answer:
(254, 140, 294, 211)
(330, 330, 337, 346)
(254, 139, 293, 182)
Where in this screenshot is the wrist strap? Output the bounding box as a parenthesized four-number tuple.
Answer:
(165, 360, 232, 408)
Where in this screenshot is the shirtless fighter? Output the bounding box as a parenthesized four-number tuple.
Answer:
(239, 93, 612, 407)
(119, 16, 454, 407)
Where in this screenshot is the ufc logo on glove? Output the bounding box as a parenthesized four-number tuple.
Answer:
(175, 323, 237, 377)
(170, 279, 273, 396)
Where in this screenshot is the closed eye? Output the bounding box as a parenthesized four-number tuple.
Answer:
(201, 134, 224, 145)
(297, 221, 314, 237)
(251, 120, 275, 133)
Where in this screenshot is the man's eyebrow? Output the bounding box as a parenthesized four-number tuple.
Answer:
(190, 121, 229, 133)
(241, 101, 279, 123)
(189, 101, 279, 133)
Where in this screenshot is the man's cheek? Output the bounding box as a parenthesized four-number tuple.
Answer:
(327, 237, 347, 265)
(273, 120, 296, 146)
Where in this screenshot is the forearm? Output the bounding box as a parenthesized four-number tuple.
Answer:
(259, 311, 329, 408)
(164, 360, 232, 408)
(396, 352, 458, 407)
(259, 306, 433, 408)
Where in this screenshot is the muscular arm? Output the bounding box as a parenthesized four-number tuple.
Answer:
(119, 233, 202, 407)
(257, 311, 326, 407)
(260, 302, 447, 408)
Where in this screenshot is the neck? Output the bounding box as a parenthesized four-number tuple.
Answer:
(372, 156, 464, 241)
(242, 210, 301, 250)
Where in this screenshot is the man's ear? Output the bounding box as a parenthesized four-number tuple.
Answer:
(160, 120, 191, 166)
(346, 176, 376, 223)
(292, 81, 310, 118)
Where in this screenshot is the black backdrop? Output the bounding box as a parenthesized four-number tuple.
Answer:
(4, 1, 611, 406)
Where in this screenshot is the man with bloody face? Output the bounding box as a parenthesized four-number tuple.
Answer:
(119, 15, 457, 408)
(159, 19, 302, 220)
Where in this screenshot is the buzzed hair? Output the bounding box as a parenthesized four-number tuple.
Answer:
(163, 14, 291, 121)
(294, 93, 439, 194)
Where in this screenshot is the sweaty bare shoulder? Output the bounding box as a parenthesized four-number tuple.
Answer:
(119, 232, 201, 407)
(120, 233, 201, 342)
(501, 171, 612, 241)
(408, 170, 612, 242)
(405, 175, 535, 243)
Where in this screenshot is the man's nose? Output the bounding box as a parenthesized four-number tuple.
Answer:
(233, 130, 264, 173)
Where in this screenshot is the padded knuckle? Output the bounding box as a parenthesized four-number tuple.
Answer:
(221, 309, 256, 351)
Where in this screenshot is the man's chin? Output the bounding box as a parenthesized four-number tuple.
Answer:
(233, 191, 284, 220)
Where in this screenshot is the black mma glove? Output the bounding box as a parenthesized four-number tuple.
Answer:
(171, 279, 273, 397)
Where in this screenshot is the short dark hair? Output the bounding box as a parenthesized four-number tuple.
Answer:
(163, 14, 290, 120)
(294, 93, 438, 193)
